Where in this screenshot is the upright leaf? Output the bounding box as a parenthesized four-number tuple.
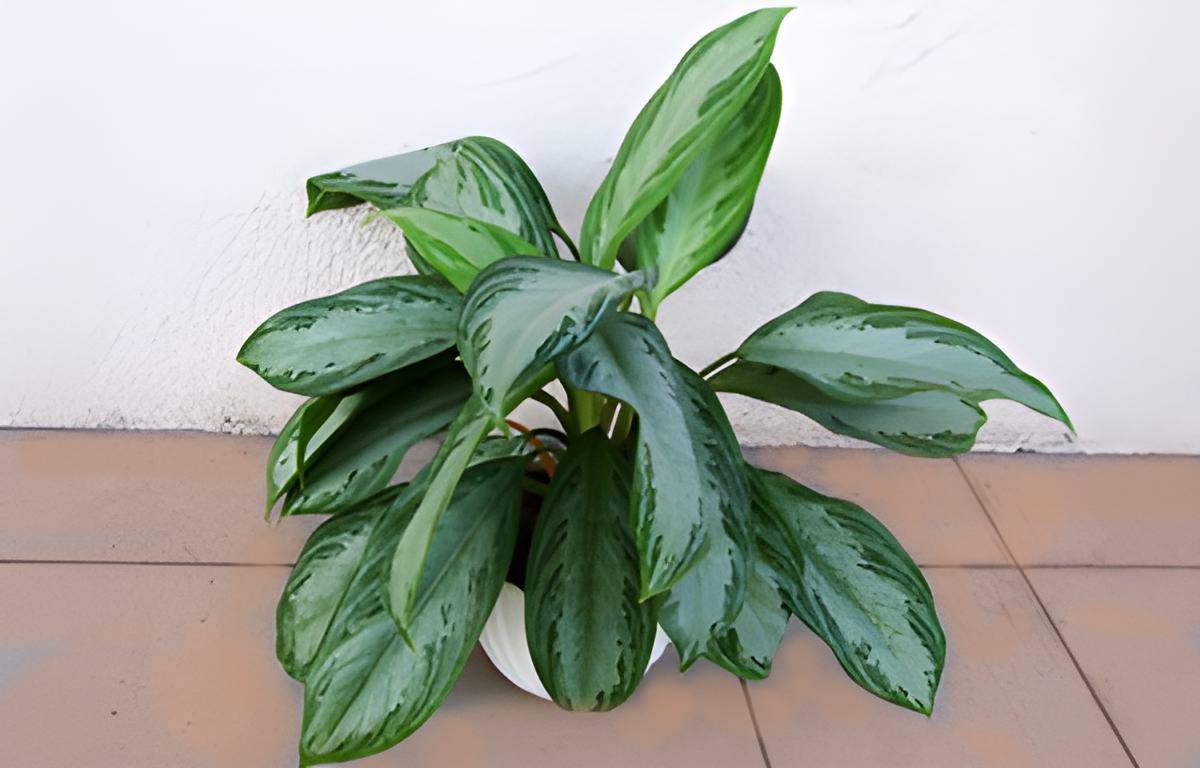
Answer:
(299, 457, 525, 765)
(378, 207, 541, 292)
(579, 8, 790, 269)
(237, 276, 461, 397)
(710, 361, 987, 457)
(558, 313, 749, 666)
(282, 360, 471, 516)
(524, 430, 657, 711)
(732, 291, 1072, 427)
(459, 257, 649, 417)
(306, 135, 569, 258)
(750, 465, 945, 714)
(627, 65, 782, 309)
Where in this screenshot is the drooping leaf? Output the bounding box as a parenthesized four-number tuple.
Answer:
(282, 360, 471, 516)
(459, 257, 650, 417)
(237, 276, 461, 397)
(276, 485, 407, 681)
(710, 361, 987, 457)
(706, 544, 789, 680)
(298, 457, 525, 765)
(306, 135, 570, 258)
(626, 65, 782, 309)
(579, 8, 790, 269)
(377, 207, 541, 292)
(749, 465, 945, 714)
(732, 291, 1072, 427)
(558, 312, 749, 666)
(386, 396, 495, 634)
(524, 429, 657, 711)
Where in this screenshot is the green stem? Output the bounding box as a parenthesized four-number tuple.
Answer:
(697, 352, 736, 379)
(611, 404, 636, 445)
(531, 390, 574, 434)
(567, 386, 602, 432)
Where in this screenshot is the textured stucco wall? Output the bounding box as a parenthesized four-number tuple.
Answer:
(3, 0, 1198, 453)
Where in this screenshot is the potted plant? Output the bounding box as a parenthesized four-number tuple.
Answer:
(238, 7, 1070, 765)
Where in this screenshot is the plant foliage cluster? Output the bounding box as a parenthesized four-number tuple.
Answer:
(238, 8, 1070, 764)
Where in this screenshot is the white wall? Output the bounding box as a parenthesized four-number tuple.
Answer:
(2, 0, 1197, 453)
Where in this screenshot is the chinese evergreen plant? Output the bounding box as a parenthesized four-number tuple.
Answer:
(238, 8, 1071, 765)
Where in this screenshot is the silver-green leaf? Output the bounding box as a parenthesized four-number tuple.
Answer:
(558, 313, 749, 666)
(626, 65, 782, 310)
(378, 207, 542, 292)
(706, 543, 788, 680)
(276, 485, 407, 681)
(710, 361, 988, 457)
(282, 360, 471, 516)
(237, 276, 461, 397)
(750, 465, 945, 714)
(299, 457, 525, 765)
(732, 291, 1072, 429)
(307, 135, 570, 259)
(525, 429, 657, 711)
(580, 8, 790, 269)
(459, 257, 649, 418)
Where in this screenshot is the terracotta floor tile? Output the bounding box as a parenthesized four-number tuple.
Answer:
(0, 563, 763, 768)
(749, 446, 1008, 565)
(0, 431, 439, 564)
(958, 454, 1200, 565)
(745, 568, 1131, 768)
(1029, 567, 1200, 768)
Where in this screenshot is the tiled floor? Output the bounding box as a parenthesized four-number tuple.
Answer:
(1, 432, 1197, 767)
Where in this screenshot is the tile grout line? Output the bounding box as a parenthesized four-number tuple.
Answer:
(953, 458, 1142, 768)
(738, 678, 773, 768)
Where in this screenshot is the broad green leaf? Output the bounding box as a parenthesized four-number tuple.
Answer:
(299, 457, 525, 765)
(306, 135, 570, 259)
(558, 313, 749, 665)
(734, 291, 1072, 428)
(524, 430, 657, 711)
(710, 361, 987, 457)
(378, 207, 541, 292)
(706, 545, 788, 680)
(282, 360, 471, 516)
(579, 8, 790, 269)
(627, 65, 782, 309)
(386, 396, 494, 634)
(276, 485, 407, 680)
(750, 465, 945, 714)
(264, 363, 429, 511)
(459, 257, 649, 417)
(237, 276, 461, 397)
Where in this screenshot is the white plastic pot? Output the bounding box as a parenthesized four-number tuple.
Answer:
(479, 582, 671, 700)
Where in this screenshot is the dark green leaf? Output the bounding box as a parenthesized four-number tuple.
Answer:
(627, 66, 782, 309)
(733, 291, 1072, 428)
(706, 544, 788, 680)
(710, 361, 987, 457)
(459, 257, 650, 417)
(524, 429, 657, 711)
(299, 457, 525, 765)
(378, 207, 541, 292)
(282, 360, 471, 516)
(579, 8, 790, 269)
(237, 276, 461, 397)
(558, 313, 749, 666)
(276, 485, 407, 680)
(306, 135, 569, 259)
(749, 465, 945, 714)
